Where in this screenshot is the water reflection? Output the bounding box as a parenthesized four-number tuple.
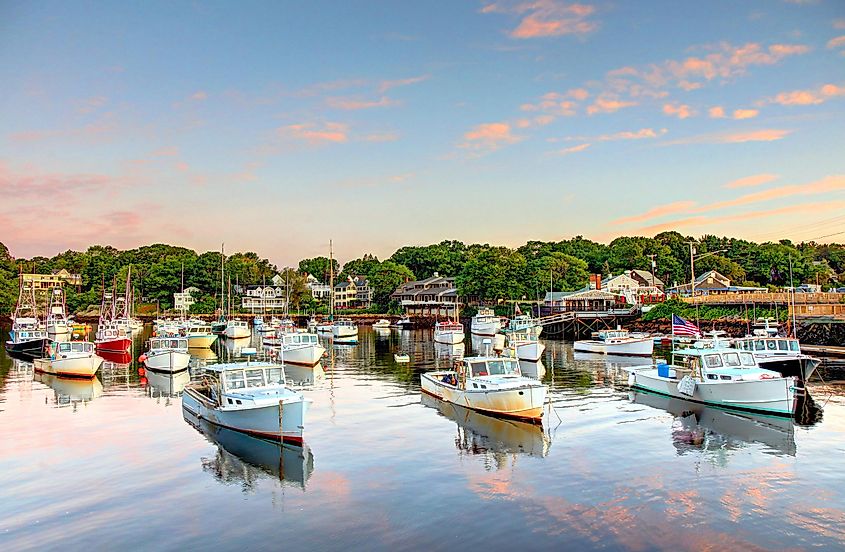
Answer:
(285, 362, 325, 385)
(183, 408, 313, 490)
(630, 390, 797, 458)
(421, 393, 551, 460)
(519, 359, 546, 380)
(34, 372, 104, 409)
(145, 369, 190, 398)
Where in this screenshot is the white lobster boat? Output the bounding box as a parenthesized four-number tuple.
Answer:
(372, 319, 391, 328)
(182, 359, 311, 445)
(264, 332, 325, 366)
(35, 341, 103, 378)
(509, 314, 542, 338)
(224, 319, 251, 339)
(470, 308, 501, 337)
(185, 322, 218, 348)
(626, 344, 798, 417)
(332, 318, 358, 343)
(420, 354, 548, 424)
(731, 335, 819, 382)
(503, 327, 545, 362)
(142, 337, 191, 373)
(574, 328, 653, 357)
(434, 321, 465, 345)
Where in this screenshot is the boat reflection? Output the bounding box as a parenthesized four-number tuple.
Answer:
(35, 372, 104, 410)
(572, 350, 650, 367)
(100, 361, 133, 390)
(183, 408, 314, 490)
(519, 359, 546, 380)
(284, 362, 325, 385)
(189, 347, 219, 362)
(146, 369, 190, 397)
(98, 349, 133, 364)
(629, 390, 797, 457)
(421, 392, 550, 459)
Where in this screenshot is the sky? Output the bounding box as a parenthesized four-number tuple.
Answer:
(1, 0, 844, 267)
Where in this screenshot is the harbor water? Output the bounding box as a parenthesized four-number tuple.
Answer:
(1, 327, 844, 551)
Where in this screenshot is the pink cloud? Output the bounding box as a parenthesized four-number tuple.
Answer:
(764, 83, 845, 106)
(191, 91, 208, 101)
(151, 146, 179, 157)
(460, 122, 523, 154)
(565, 127, 667, 142)
(664, 128, 791, 145)
(377, 75, 429, 93)
(277, 122, 349, 144)
(723, 173, 779, 189)
(0, 161, 117, 199)
(9, 113, 120, 143)
(827, 36, 845, 49)
(586, 95, 636, 115)
(326, 96, 398, 110)
(74, 96, 108, 114)
(733, 108, 759, 119)
(483, 1, 599, 39)
(556, 142, 591, 155)
(175, 162, 190, 172)
(709, 106, 726, 118)
(567, 88, 590, 100)
(697, 175, 845, 212)
(663, 103, 693, 119)
(613, 200, 697, 225)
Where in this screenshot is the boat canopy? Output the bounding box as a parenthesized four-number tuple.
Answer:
(733, 338, 800, 353)
(149, 337, 188, 350)
(56, 342, 94, 354)
(462, 357, 521, 377)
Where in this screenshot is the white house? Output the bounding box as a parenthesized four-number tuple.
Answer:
(241, 285, 287, 311)
(174, 286, 200, 311)
(305, 273, 332, 300)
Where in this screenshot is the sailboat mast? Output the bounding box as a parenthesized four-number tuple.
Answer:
(329, 240, 334, 321)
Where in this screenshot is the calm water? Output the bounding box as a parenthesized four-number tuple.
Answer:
(1, 327, 844, 551)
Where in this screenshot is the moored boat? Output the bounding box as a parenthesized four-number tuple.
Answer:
(95, 323, 132, 352)
(184, 321, 218, 348)
(626, 342, 798, 417)
(182, 359, 311, 444)
(503, 326, 545, 362)
(332, 318, 358, 343)
(420, 354, 548, 424)
(46, 288, 71, 337)
(470, 308, 501, 337)
(264, 332, 325, 366)
(35, 341, 103, 378)
(434, 320, 465, 345)
(141, 337, 191, 373)
(731, 335, 819, 382)
(372, 319, 390, 328)
(224, 319, 251, 339)
(5, 281, 50, 356)
(574, 328, 653, 357)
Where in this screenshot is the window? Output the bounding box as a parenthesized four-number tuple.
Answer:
(225, 371, 246, 390)
(766, 340, 776, 350)
(723, 353, 741, 367)
(777, 341, 788, 351)
(266, 368, 284, 385)
(470, 362, 488, 377)
(739, 352, 756, 366)
(487, 360, 506, 375)
(704, 354, 723, 368)
(245, 369, 265, 387)
(789, 341, 799, 351)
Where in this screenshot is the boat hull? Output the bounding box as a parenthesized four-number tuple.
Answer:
(283, 344, 326, 366)
(511, 341, 546, 362)
(629, 369, 796, 417)
(96, 338, 132, 353)
(5, 338, 49, 355)
(756, 356, 819, 382)
(224, 326, 251, 339)
(144, 350, 191, 373)
(470, 321, 500, 337)
(434, 330, 464, 345)
(35, 354, 103, 378)
(182, 388, 308, 445)
(573, 338, 653, 356)
(420, 372, 547, 424)
(186, 334, 218, 348)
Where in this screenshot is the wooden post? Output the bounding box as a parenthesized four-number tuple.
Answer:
(278, 399, 284, 441)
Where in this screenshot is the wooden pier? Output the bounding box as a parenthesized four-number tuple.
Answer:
(536, 308, 640, 339)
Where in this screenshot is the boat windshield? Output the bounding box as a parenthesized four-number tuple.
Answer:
(58, 342, 92, 353)
(790, 340, 799, 351)
(470, 359, 520, 376)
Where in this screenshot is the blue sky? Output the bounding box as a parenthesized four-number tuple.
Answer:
(1, 0, 843, 266)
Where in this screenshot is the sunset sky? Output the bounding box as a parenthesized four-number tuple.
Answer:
(1, 0, 844, 266)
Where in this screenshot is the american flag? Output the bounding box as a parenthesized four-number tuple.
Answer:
(672, 314, 701, 336)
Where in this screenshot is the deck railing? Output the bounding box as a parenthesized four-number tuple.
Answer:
(681, 292, 845, 305)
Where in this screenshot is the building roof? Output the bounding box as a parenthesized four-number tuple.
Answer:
(630, 269, 665, 287)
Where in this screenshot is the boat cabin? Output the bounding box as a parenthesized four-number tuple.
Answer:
(207, 363, 288, 398)
(148, 337, 188, 351)
(228, 320, 249, 328)
(436, 321, 463, 331)
(671, 349, 779, 381)
(188, 325, 213, 335)
(597, 329, 630, 341)
(53, 341, 95, 356)
(283, 333, 319, 346)
(335, 318, 356, 327)
(732, 337, 800, 355)
(461, 357, 522, 378)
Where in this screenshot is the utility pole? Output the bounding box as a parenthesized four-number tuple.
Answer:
(647, 254, 657, 288)
(686, 241, 697, 298)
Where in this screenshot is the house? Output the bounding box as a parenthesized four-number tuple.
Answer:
(391, 272, 462, 317)
(241, 285, 287, 311)
(667, 270, 767, 296)
(304, 273, 332, 300)
(542, 288, 625, 314)
(21, 269, 83, 291)
(174, 286, 200, 311)
(602, 272, 665, 305)
(353, 276, 372, 307)
(628, 269, 664, 290)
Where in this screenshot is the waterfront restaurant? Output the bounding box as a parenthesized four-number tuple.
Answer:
(391, 273, 463, 317)
(543, 288, 624, 314)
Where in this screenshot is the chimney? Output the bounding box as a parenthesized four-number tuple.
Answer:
(589, 274, 602, 290)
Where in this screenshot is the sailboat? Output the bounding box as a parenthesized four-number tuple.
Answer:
(5, 278, 50, 355)
(46, 287, 71, 338)
(113, 267, 143, 332)
(211, 244, 228, 335)
(316, 241, 335, 334)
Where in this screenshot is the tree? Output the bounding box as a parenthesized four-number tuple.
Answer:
(369, 261, 414, 311)
(389, 240, 467, 278)
(456, 247, 527, 302)
(0, 242, 19, 314)
(340, 254, 380, 279)
(298, 257, 339, 283)
(525, 253, 589, 294)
